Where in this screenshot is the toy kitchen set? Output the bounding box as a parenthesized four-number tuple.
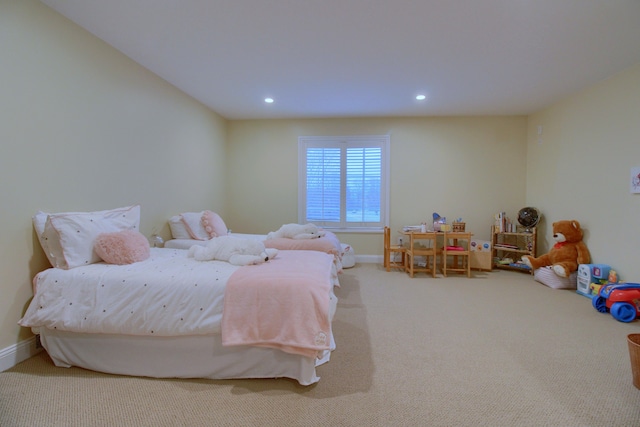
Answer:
(577, 263, 613, 298)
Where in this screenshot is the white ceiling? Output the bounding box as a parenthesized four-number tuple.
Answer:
(40, 0, 640, 120)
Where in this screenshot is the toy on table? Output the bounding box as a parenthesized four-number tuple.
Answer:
(592, 282, 640, 323)
(432, 212, 446, 232)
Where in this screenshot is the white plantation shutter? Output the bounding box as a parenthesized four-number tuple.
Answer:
(299, 135, 389, 231)
(346, 146, 381, 223)
(306, 147, 341, 222)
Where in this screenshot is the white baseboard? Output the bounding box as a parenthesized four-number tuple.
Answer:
(0, 336, 43, 372)
(355, 255, 382, 264)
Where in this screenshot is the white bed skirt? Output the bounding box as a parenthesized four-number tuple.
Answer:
(40, 328, 335, 386)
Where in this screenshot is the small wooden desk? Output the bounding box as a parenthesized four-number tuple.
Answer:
(402, 230, 473, 277)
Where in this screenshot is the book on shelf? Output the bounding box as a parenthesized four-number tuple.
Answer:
(494, 243, 519, 250)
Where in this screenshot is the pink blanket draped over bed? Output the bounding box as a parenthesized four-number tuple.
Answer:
(221, 250, 334, 359)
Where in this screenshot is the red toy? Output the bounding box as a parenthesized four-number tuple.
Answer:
(592, 283, 640, 323)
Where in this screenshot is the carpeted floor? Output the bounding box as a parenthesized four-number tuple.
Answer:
(1, 264, 640, 426)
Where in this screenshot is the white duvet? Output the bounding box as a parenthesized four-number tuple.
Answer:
(19, 248, 239, 337)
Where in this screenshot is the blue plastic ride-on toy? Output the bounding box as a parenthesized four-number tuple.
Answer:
(592, 283, 640, 323)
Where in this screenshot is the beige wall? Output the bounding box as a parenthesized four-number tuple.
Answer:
(527, 63, 640, 279)
(226, 117, 528, 254)
(0, 1, 228, 353)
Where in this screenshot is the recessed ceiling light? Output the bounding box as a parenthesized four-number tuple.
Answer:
(415, 94, 426, 101)
(264, 97, 274, 104)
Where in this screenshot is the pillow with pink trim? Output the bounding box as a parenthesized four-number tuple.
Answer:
(180, 212, 209, 240)
(94, 230, 150, 265)
(202, 211, 228, 238)
(168, 215, 192, 239)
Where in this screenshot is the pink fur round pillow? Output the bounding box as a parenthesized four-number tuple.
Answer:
(94, 229, 150, 265)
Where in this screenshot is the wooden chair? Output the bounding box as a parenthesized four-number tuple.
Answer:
(442, 232, 472, 277)
(383, 226, 406, 271)
(405, 231, 438, 278)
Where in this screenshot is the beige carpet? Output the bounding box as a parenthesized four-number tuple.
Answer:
(2, 264, 640, 426)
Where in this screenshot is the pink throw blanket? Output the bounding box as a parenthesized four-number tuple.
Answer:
(221, 250, 334, 359)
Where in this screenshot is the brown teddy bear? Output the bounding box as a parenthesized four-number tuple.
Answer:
(522, 220, 590, 277)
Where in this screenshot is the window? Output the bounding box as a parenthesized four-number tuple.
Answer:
(298, 135, 389, 232)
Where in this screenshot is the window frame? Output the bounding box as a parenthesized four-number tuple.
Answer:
(297, 134, 390, 233)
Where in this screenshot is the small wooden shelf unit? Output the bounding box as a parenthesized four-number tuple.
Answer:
(491, 225, 537, 273)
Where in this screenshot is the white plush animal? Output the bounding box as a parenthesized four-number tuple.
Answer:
(188, 235, 278, 266)
(266, 223, 326, 240)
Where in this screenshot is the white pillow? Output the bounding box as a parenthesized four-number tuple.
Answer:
(40, 205, 141, 269)
(168, 215, 192, 240)
(34, 209, 119, 267)
(33, 211, 55, 266)
(33, 211, 48, 237)
(34, 209, 97, 266)
(180, 211, 209, 240)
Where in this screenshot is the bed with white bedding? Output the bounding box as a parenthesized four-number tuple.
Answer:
(20, 247, 339, 385)
(24, 206, 339, 385)
(165, 211, 346, 271)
